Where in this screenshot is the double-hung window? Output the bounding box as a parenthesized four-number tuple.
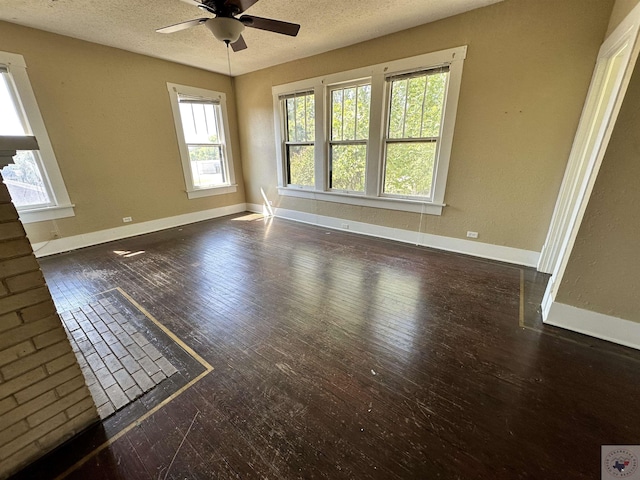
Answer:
(383, 67, 448, 198)
(283, 91, 314, 187)
(273, 46, 466, 215)
(329, 82, 370, 192)
(167, 83, 236, 199)
(0, 51, 74, 223)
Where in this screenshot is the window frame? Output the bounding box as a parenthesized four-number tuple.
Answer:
(0, 51, 74, 223)
(272, 46, 467, 215)
(327, 80, 372, 194)
(167, 83, 237, 199)
(381, 66, 450, 201)
(281, 91, 315, 188)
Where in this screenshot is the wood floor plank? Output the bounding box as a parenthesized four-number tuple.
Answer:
(12, 214, 640, 479)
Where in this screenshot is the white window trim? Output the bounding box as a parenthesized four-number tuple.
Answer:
(167, 82, 237, 199)
(327, 80, 371, 194)
(1, 51, 75, 223)
(272, 46, 467, 216)
(281, 91, 315, 188)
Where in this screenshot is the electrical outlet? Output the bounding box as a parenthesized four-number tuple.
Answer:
(341, 223, 349, 229)
(268, 200, 273, 206)
(123, 217, 132, 223)
(466, 231, 478, 239)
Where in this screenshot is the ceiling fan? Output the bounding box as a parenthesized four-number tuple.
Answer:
(156, 0, 301, 52)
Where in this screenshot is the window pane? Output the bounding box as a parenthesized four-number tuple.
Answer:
(383, 142, 436, 197)
(287, 145, 314, 186)
(331, 89, 343, 141)
(342, 87, 357, 141)
(305, 94, 315, 142)
(0, 73, 26, 135)
(285, 93, 314, 142)
(331, 85, 371, 141)
(388, 79, 407, 139)
(356, 85, 370, 141)
(1, 151, 51, 207)
(405, 76, 426, 138)
(179, 102, 219, 144)
(422, 72, 447, 137)
(188, 145, 224, 187)
(330, 144, 366, 192)
(388, 71, 448, 139)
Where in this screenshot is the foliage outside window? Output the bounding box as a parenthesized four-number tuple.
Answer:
(272, 46, 466, 215)
(0, 52, 74, 223)
(329, 83, 371, 192)
(178, 99, 227, 188)
(1, 69, 52, 208)
(383, 68, 448, 198)
(283, 92, 314, 187)
(167, 83, 236, 199)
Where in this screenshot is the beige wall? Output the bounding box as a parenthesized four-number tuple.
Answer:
(556, 64, 640, 323)
(606, 0, 640, 36)
(234, 0, 614, 253)
(0, 22, 245, 244)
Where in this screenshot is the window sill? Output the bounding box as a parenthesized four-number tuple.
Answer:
(277, 187, 444, 215)
(18, 204, 75, 224)
(186, 184, 237, 199)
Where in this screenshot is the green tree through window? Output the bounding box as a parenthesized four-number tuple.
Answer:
(384, 68, 448, 198)
(329, 83, 370, 192)
(284, 92, 314, 186)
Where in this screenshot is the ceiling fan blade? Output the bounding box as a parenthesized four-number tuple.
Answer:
(225, 0, 259, 14)
(178, 0, 205, 7)
(156, 18, 209, 33)
(179, 0, 217, 14)
(231, 34, 248, 52)
(239, 15, 300, 37)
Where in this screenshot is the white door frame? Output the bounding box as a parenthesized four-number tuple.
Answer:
(539, 3, 640, 319)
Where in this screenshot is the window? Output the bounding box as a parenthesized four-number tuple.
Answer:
(0, 52, 74, 223)
(283, 91, 314, 187)
(273, 46, 466, 215)
(383, 67, 448, 198)
(167, 83, 236, 199)
(329, 82, 370, 192)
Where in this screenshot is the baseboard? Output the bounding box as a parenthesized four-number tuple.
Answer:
(31, 203, 247, 257)
(545, 302, 640, 350)
(247, 203, 540, 267)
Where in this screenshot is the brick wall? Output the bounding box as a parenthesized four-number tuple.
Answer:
(0, 181, 98, 478)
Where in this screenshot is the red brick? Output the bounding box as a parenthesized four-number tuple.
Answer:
(0, 312, 21, 333)
(0, 256, 40, 280)
(0, 315, 60, 350)
(0, 238, 32, 260)
(0, 222, 24, 242)
(0, 287, 51, 316)
(1, 340, 71, 380)
(19, 301, 57, 323)
(0, 204, 18, 223)
(6, 271, 45, 294)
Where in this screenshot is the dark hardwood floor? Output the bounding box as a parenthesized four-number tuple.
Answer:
(13, 213, 640, 479)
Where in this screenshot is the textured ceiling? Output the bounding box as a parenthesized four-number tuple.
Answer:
(0, 0, 503, 76)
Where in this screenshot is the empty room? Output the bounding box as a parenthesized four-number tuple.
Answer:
(0, 0, 639, 478)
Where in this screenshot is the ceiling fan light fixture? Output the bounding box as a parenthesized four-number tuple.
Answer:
(205, 17, 245, 44)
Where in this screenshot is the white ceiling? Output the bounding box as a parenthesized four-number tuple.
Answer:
(0, 0, 503, 76)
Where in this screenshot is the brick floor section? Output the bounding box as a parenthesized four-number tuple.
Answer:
(63, 297, 178, 420)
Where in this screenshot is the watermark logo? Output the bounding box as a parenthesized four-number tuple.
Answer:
(603, 446, 640, 479)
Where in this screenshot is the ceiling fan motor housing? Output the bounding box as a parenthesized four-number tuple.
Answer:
(205, 17, 245, 43)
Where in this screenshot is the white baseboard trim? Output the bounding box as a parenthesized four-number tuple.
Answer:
(247, 203, 540, 267)
(545, 302, 640, 350)
(31, 203, 247, 257)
